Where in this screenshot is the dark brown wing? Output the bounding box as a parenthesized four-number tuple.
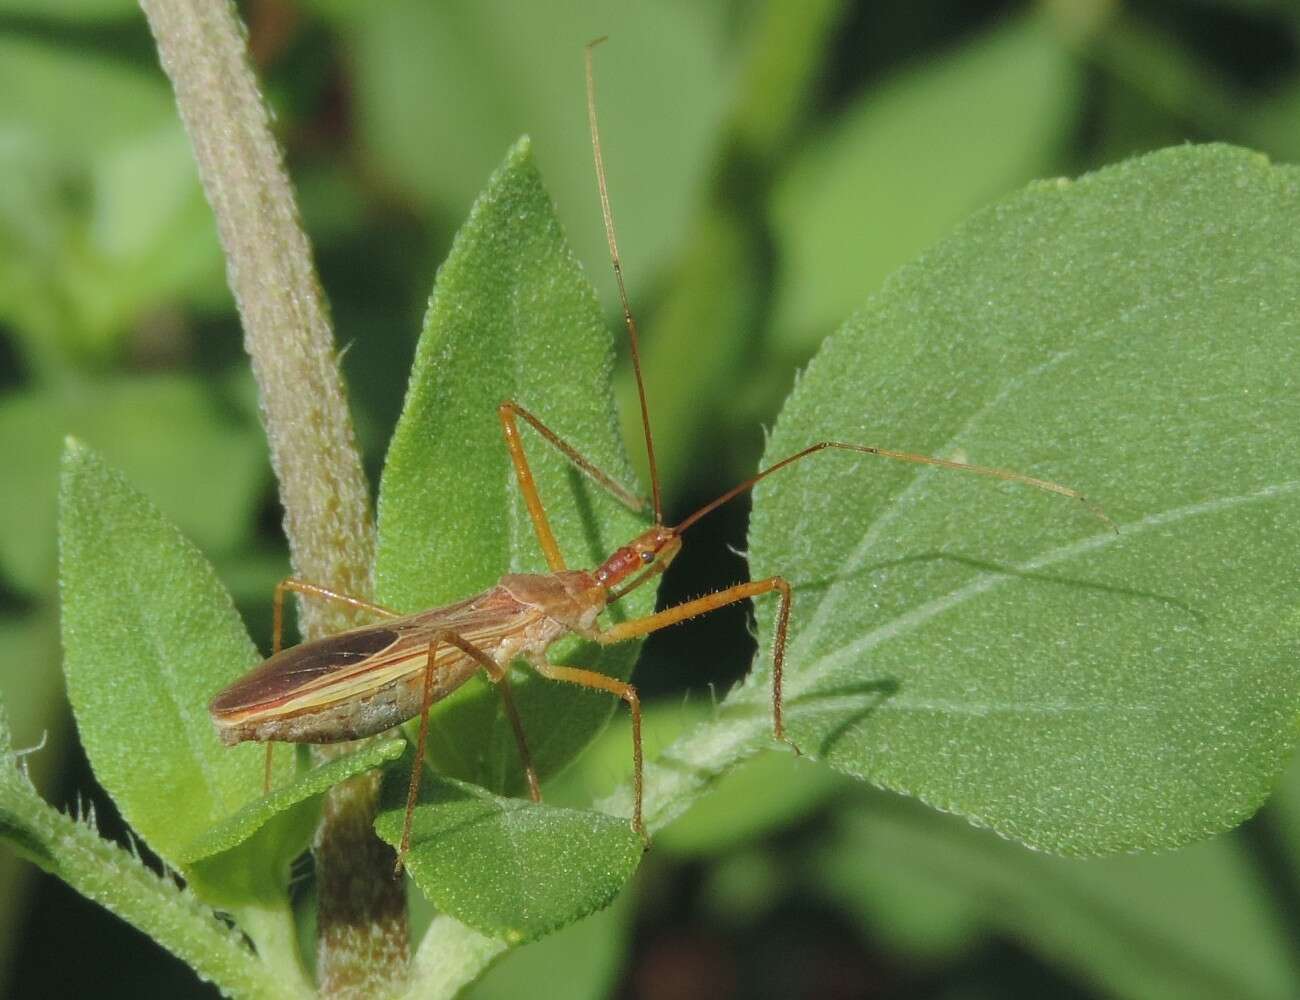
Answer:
(210, 623, 402, 715)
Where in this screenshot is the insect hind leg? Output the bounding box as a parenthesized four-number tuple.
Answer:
(397, 631, 540, 875)
(529, 660, 645, 841)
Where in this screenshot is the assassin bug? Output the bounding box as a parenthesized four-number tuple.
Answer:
(209, 40, 1112, 870)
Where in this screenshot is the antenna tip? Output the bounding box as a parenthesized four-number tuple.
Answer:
(586, 35, 609, 51)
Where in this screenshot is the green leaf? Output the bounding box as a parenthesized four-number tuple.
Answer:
(462, 886, 632, 1000)
(0, 35, 222, 368)
(819, 794, 1298, 1000)
(770, 12, 1081, 351)
(0, 0, 136, 20)
(375, 139, 652, 794)
(0, 375, 265, 594)
(655, 749, 846, 858)
(344, 1, 731, 307)
(375, 755, 643, 943)
(0, 698, 307, 1000)
(614, 207, 762, 496)
(743, 144, 1300, 855)
(0, 614, 63, 788)
(57, 442, 287, 878)
(181, 738, 405, 908)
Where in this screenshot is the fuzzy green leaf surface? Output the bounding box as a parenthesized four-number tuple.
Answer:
(58, 442, 305, 900)
(375, 139, 652, 796)
(375, 757, 643, 943)
(741, 144, 1300, 855)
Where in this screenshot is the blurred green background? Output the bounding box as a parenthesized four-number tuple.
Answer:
(3, 0, 1300, 997)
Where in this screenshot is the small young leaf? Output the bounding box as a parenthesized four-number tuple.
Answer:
(182, 738, 405, 909)
(745, 144, 1300, 855)
(375, 754, 643, 943)
(375, 139, 652, 793)
(57, 442, 308, 906)
(182, 738, 405, 865)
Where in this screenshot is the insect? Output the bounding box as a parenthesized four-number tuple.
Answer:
(209, 40, 1112, 871)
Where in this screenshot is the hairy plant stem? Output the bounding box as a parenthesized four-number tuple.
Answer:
(137, 0, 406, 994)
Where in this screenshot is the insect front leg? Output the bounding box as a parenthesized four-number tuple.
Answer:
(397, 631, 540, 874)
(498, 401, 649, 573)
(597, 577, 797, 749)
(528, 659, 645, 840)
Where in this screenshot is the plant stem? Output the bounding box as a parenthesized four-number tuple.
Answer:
(137, 0, 405, 994)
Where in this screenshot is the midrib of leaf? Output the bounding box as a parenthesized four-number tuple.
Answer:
(791, 345, 1083, 648)
(787, 479, 1300, 688)
(506, 272, 528, 578)
(592, 477, 1300, 837)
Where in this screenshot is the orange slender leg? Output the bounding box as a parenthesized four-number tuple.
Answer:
(397, 630, 540, 874)
(529, 660, 645, 840)
(498, 400, 648, 573)
(271, 578, 399, 656)
(263, 578, 400, 792)
(599, 576, 796, 745)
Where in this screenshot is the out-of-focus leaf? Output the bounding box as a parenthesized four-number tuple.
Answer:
(615, 207, 761, 496)
(1244, 76, 1300, 162)
(343, 1, 732, 306)
(655, 750, 846, 857)
(0, 616, 63, 781)
(462, 887, 632, 1000)
(0, 375, 265, 594)
(375, 139, 652, 794)
(744, 144, 1300, 855)
(0, 0, 136, 19)
(1266, 722, 1300, 870)
(0, 617, 60, 994)
(819, 793, 1298, 1000)
(770, 12, 1081, 351)
(58, 442, 298, 900)
(375, 759, 643, 944)
(0, 35, 222, 367)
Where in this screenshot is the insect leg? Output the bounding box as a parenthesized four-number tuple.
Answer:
(499, 401, 649, 573)
(397, 631, 540, 873)
(597, 577, 796, 747)
(271, 578, 399, 655)
(263, 579, 401, 793)
(529, 660, 645, 840)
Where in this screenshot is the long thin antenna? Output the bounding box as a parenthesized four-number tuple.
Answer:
(585, 37, 663, 525)
(672, 441, 1117, 536)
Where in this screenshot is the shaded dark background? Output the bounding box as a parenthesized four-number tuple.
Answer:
(2, 1, 1300, 997)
